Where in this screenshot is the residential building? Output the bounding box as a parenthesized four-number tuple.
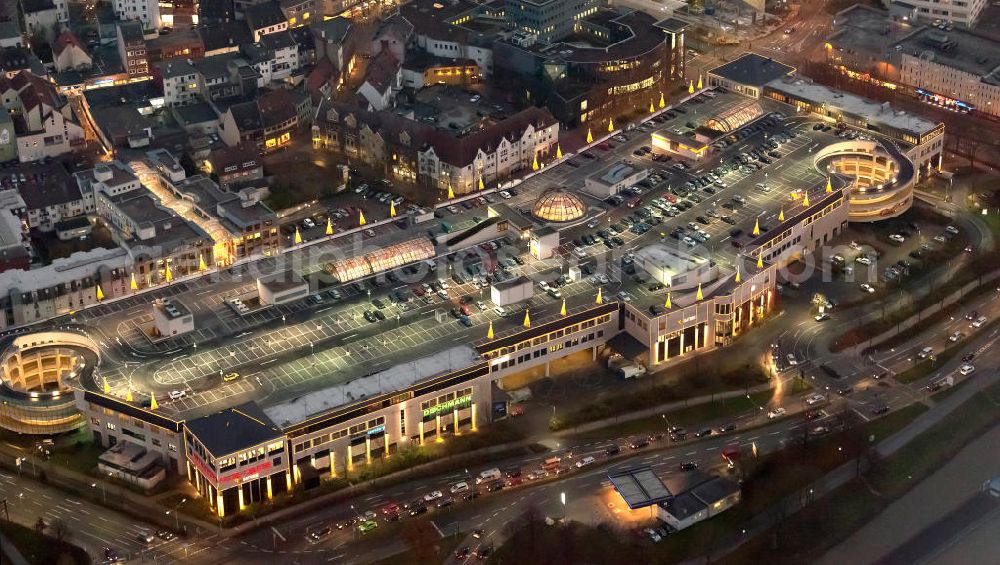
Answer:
(371, 13, 413, 63)
(357, 50, 400, 111)
(204, 144, 264, 189)
(117, 21, 149, 78)
(0, 71, 85, 162)
(113, 0, 161, 29)
(242, 30, 300, 83)
(52, 31, 92, 73)
(278, 0, 314, 27)
(0, 22, 23, 49)
(313, 100, 559, 194)
(15, 164, 86, 231)
(218, 88, 312, 151)
(198, 21, 254, 57)
(311, 17, 354, 73)
(18, 0, 67, 43)
(146, 28, 205, 62)
(156, 58, 201, 107)
(246, 1, 289, 43)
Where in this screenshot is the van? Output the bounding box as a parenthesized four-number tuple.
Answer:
(575, 456, 596, 468)
(618, 364, 647, 379)
(541, 456, 562, 473)
(476, 468, 502, 484)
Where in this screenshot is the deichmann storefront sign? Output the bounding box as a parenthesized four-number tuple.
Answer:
(423, 394, 473, 418)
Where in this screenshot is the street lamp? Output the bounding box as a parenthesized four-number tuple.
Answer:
(166, 498, 186, 530)
(91, 482, 106, 503)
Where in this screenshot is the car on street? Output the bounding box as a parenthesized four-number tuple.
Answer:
(679, 461, 698, 471)
(423, 490, 443, 502)
(767, 407, 787, 419)
(307, 527, 332, 543)
(949, 331, 964, 342)
(859, 283, 876, 293)
(960, 364, 975, 375)
(358, 520, 378, 533)
(575, 456, 596, 468)
(804, 394, 825, 406)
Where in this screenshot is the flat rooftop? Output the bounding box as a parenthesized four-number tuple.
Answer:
(895, 26, 1000, 83)
(608, 466, 673, 509)
(709, 52, 795, 87)
(594, 162, 642, 186)
(828, 4, 921, 57)
(263, 345, 481, 427)
(765, 77, 940, 136)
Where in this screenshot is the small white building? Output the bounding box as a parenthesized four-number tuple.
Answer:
(490, 276, 533, 307)
(152, 298, 193, 338)
(258, 271, 309, 305)
(635, 244, 718, 291)
(97, 440, 167, 490)
(657, 475, 741, 532)
(583, 162, 648, 197)
(113, 0, 161, 30)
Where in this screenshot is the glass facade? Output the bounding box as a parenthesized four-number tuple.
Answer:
(532, 189, 586, 222)
(325, 237, 436, 282)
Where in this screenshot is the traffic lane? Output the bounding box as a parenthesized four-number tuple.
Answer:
(876, 291, 1000, 371)
(240, 382, 848, 554)
(341, 412, 842, 565)
(0, 469, 187, 562)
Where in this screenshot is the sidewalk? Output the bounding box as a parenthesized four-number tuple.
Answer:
(817, 423, 1000, 565)
(680, 368, 1000, 565)
(0, 444, 218, 536)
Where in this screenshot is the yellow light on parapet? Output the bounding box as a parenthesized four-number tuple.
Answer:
(130, 272, 138, 290)
(586, 128, 593, 143)
(696, 284, 704, 301)
(735, 267, 742, 283)
(150, 393, 158, 410)
(650, 101, 655, 113)
(294, 227, 302, 244)
(556, 144, 562, 159)
(523, 309, 531, 328)
(448, 186, 455, 199)
(96, 284, 104, 301)
(390, 201, 397, 218)
(198, 254, 207, 271)
(165, 264, 173, 282)
(803, 192, 810, 207)
(752, 218, 760, 236)
(665, 292, 671, 309)
(326, 218, 333, 235)
(596, 287, 603, 304)
(560, 299, 567, 316)
(779, 208, 785, 222)
(688, 80, 694, 94)
(126, 389, 133, 402)
(757, 254, 764, 269)
(659, 92, 665, 108)
(532, 154, 539, 171)
(608, 118, 614, 132)
(358, 210, 366, 226)
(487, 320, 494, 339)
(698, 75, 703, 89)
(478, 176, 485, 190)
(102, 377, 109, 394)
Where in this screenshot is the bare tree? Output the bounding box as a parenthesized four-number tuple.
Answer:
(50, 519, 71, 542)
(400, 519, 438, 563)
